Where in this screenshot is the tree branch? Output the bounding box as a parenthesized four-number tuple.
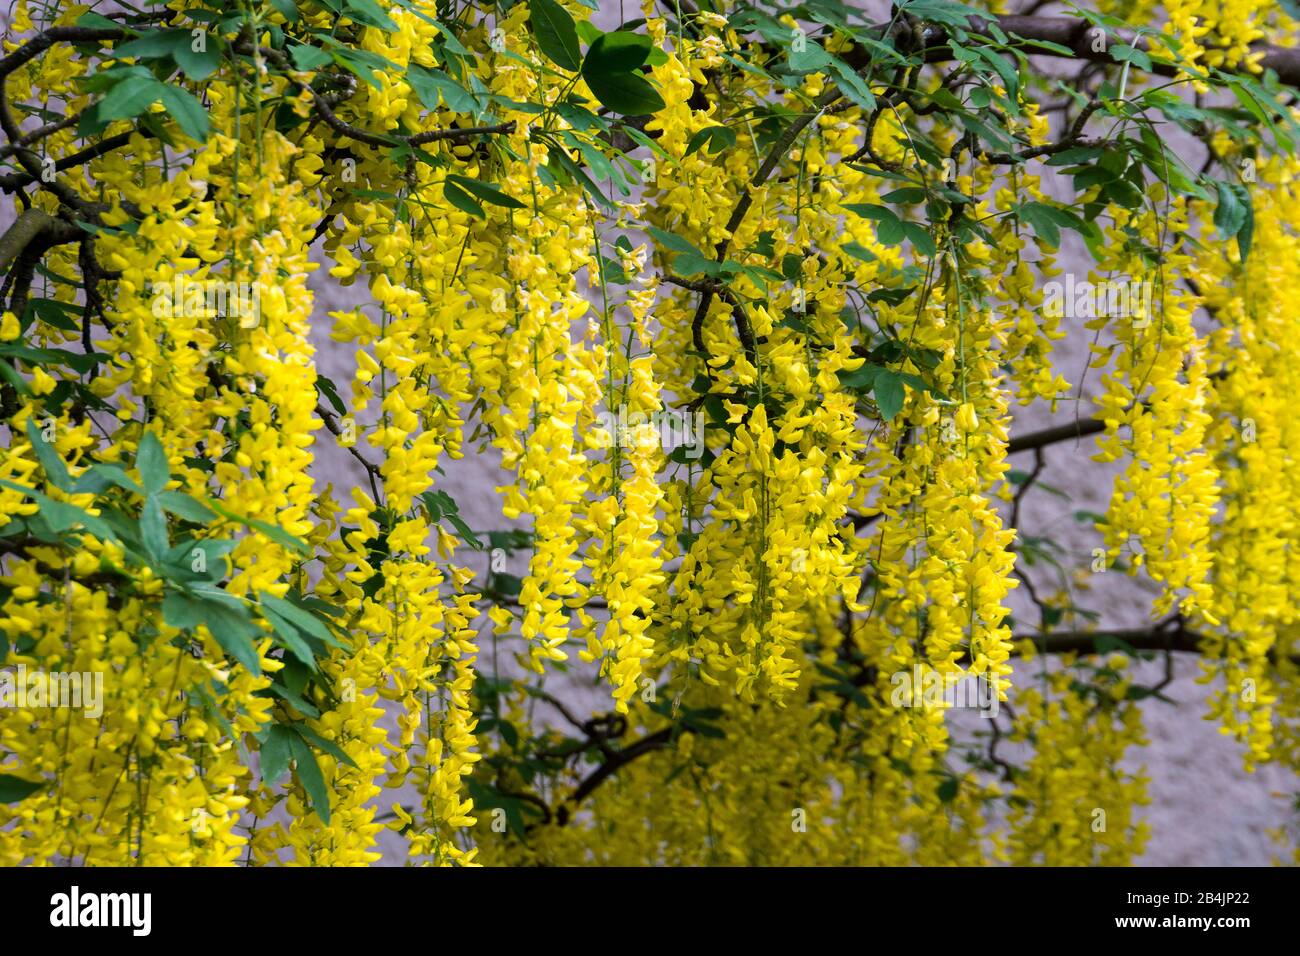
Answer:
(1007, 415, 1107, 454)
(554, 726, 681, 826)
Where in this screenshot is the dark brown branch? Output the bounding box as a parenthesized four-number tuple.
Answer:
(836, 14, 1300, 90)
(1007, 416, 1106, 454)
(0, 130, 146, 193)
(77, 235, 107, 366)
(0, 26, 129, 79)
(526, 688, 592, 735)
(1008, 445, 1044, 531)
(1011, 620, 1298, 666)
(408, 122, 517, 145)
(986, 99, 1103, 164)
(1019, 624, 1201, 657)
(554, 726, 681, 826)
(0, 111, 80, 159)
(241, 42, 516, 149)
(0, 209, 83, 319)
(661, 273, 756, 362)
(684, 85, 844, 360)
(0, 208, 59, 272)
(316, 403, 382, 501)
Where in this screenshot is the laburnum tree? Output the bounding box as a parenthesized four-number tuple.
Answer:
(0, 0, 1298, 867)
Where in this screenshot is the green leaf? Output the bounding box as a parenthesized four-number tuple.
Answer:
(546, 142, 614, 207)
(645, 225, 704, 257)
(173, 36, 222, 81)
(1017, 36, 1075, 56)
(1237, 193, 1254, 263)
(840, 241, 877, 264)
(73, 462, 142, 496)
(165, 536, 236, 582)
(97, 74, 163, 122)
(529, 0, 583, 72)
(113, 29, 189, 61)
(583, 31, 652, 74)
(267, 675, 321, 717)
(1213, 180, 1247, 241)
(259, 725, 295, 785)
(827, 56, 876, 111)
(1046, 146, 1104, 167)
(205, 498, 310, 556)
(442, 178, 484, 218)
(260, 604, 317, 667)
(290, 43, 333, 71)
(582, 69, 664, 116)
(77, 11, 133, 30)
(901, 222, 936, 257)
(157, 490, 216, 523)
(683, 716, 724, 738)
(937, 776, 959, 802)
(873, 370, 906, 421)
(110, 26, 219, 80)
(141, 497, 169, 562)
(465, 779, 527, 836)
(344, 0, 399, 31)
(162, 590, 263, 675)
(1110, 43, 1152, 73)
(24, 297, 84, 334)
(972, 46, 1020, 101)
(685, 125, 736, 156)
(330, 48, 399, 92)
(897, 0, 986, 27)
(0, 361, 29, 403)
(443, 511, 482, 548)
(1019, 200, 1080, 248)
(838, 362, 878, 390)
(158, 86, 210, 141)
(881, 187, 928, 204)
(672, 252, 719, 277)
(0, 342, 107, 374)
(876, 216, 905, 245)
(294, 725, 359, 769)
(445, 174, 526, 208)
(0, 479, 118, 542)
(25, 419, 71, 491)
(786, 40, 830, 74)
(289, 734, 331, 824)
(843, 202, 900, 224)
(315, 376, 347, 415)
(0, 774, 44, 803)
(1135, 128, 1208, 199)
(407, 65, 480, 113)
(260, 593, 346, 651)
(136, 431, 169, 494)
